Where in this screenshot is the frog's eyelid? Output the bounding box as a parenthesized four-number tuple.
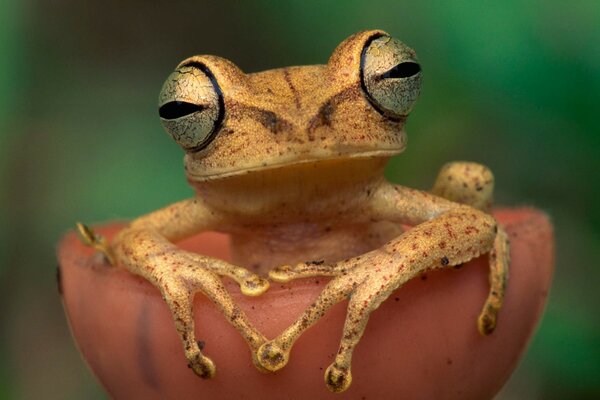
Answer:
(380, 62, 421, 80)
(159, 101, 205, 120)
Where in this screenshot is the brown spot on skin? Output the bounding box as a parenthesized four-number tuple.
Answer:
(283, 68, 302, 110)
(308, 100, 335, 136)
(441, 256, 449, 266)
(306, 86, 366, 139)
(261, 111, 284, 133)
(231, 307, 241, 321)
(197, 340, 206, 350)
(230, 102, 293, 135)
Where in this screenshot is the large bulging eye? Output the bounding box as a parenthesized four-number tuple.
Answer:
(361, 35, 422, 119)
(158, 62, 224, 152)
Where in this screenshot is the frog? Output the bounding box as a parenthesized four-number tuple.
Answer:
(77, 30, 509, 393)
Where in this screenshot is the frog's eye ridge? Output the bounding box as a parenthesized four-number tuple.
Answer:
(360, 35, 422, 119)
(159, 101, 205, 120)
(158, 61, 224, 152)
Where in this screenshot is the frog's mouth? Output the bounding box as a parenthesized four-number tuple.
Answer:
(185, 148, 403, 182)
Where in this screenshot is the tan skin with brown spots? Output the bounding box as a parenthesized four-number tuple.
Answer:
(78, 30, 509, 393)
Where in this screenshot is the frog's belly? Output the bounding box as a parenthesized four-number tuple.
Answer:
(228, 221, 404, 274)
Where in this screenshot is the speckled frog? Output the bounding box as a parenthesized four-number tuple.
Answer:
(78, 30, 509, 393)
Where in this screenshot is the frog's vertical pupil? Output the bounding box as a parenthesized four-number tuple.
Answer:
(381, 62, 421, 79)
(159, 101, 204, 120)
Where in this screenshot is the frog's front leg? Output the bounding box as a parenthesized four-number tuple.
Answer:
(259, 185, 509, 392)
(268, 162, 495, 284)
(431, 162, 509, 331)
(90, 198, 269, 378)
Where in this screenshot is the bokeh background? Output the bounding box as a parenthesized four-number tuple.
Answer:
(0, 0, 598, 398)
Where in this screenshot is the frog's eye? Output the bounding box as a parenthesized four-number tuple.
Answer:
(158, 62, 224, 152)
(360, 35, 422, 119)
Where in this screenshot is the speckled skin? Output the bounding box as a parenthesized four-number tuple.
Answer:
(83, 30, 509, 392)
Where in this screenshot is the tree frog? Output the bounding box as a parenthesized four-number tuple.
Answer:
(78, 30, 509, 393)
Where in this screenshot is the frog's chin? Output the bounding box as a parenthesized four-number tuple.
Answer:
(185, 148, 402, 183)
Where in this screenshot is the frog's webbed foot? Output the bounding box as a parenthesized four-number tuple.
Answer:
(258, 208, 507, 392)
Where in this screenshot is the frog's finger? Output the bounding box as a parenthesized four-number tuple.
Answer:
(75, 222, 115, 265)
(181, 267, 268, 356)
(256, 271, 357, 372)
(478, 225, 510, 335)
(163, 265, 268, 377)
(161, 283, 216, 378)
(192, 255, 270, 296)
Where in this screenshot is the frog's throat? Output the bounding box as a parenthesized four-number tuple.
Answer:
(185, 148, 402, 182)
(187, 155, 390, 221)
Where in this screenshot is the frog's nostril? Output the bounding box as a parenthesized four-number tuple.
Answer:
(381, 62, 421, 79)
(159, 101, 204, 120)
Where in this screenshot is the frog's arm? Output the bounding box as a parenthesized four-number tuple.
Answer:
(269, 164, 507, 331)
(81, 198, 269, 378)
(269, 161, 500, 280)
(410, 161, 507, 333)
(114, 198, 270, 294)
(260, 164, 509, 392)
(369, 182, 509, 336)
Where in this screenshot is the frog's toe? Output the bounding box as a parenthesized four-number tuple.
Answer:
(257, 342, 289, 372)
(325, 363, 352, 393)
(188, 352, 216, 379)
(75, 222, 115, 265)
(478, 306, 498, 335)
(240, 275, 270, 296)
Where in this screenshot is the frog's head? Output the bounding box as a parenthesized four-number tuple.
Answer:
(158, 30, 421, 183)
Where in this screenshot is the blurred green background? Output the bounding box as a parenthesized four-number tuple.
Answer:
(0, 0, 598, 398)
